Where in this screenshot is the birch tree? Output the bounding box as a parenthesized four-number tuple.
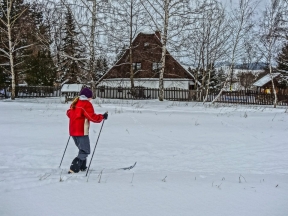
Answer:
(258, 0, 286, 108)
(0, 0, 50, 99)
(56, 0, 112, 95)
(0, 0, 31, 99)
(186, 0, 230, 102)
(141, 0, 190, 101)
(106, 0, 147, 90)
(212, 0, 258, 103)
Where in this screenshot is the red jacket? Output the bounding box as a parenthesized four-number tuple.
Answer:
(66, 99, 103, 136)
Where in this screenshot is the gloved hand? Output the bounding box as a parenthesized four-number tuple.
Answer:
(103, 112, 108, 120)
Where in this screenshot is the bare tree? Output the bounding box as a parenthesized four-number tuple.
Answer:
(0, 0, 44, 99)
(212, 0, 258, 103)
(141, 0, 191, 101)
(258, 0, 286, 108)
(48, 0, 111, 91)
(186, 0, 230, 102)
(237, 71, 257, 90)
(106, 0, 147, 90)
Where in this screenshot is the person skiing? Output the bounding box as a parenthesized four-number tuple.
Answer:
(66, 87, 108, 174)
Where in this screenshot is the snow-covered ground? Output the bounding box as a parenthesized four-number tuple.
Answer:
(0, 98, 287, 216)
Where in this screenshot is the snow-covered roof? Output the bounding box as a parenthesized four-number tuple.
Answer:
(61, 84, 84, 92)
(253, 73, 281, 87)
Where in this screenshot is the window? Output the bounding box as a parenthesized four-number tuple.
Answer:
(133, 62, 141, 71)
(144, 42, 149, 47)
(152, 62, 161, 72)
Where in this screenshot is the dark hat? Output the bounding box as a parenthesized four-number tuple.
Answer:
(80, 88, 93, 98)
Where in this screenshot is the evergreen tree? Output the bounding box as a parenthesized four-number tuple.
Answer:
(210, 69, 225, 91)
(58, 9, 86, 84)
(22, 2, 56, 86)
(24, 51, 56, 86)
(0, 0, 53, 87)
(277, 43, 288, 72)
(0, 67, 9, 86)
(189, 64, 223, 92)
(95, 56, 109, 80)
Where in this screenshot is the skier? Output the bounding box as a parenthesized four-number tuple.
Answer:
(66, 87, 108, 174)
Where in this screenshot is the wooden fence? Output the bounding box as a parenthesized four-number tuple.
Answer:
(206, 90, 288, 106)
(0, 86, 61, 98)
(96, 87, 189, 101)
(96, 87, 288, 106)
(1, 86, 288, 106)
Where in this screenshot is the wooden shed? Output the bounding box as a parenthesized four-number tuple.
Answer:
(60, 84, 84, 103)
(253, 73, 285, 94)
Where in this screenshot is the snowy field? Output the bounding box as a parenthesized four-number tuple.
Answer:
(0, 97, 287, 216)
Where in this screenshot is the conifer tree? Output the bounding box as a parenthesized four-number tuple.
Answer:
(95, 56, 109, 80)
(24, 51, 56, 86)
(277, 43, 288, 72)
(22, 2, 56, 86)
(0, 0, 52, 97)
(58, 8, 86, 84)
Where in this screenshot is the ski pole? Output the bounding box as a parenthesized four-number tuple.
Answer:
(59, 136, 71, 168)
(86, 120, 105, 177)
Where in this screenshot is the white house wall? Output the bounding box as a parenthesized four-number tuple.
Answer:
(99, 78, 192, 90)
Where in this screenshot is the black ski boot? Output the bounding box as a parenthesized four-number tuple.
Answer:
(80, 159, 87, 172)
(68, 157, 82, 174)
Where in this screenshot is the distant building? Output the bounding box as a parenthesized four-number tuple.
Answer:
(253, 73, 288, 94)
(96, 31, 195, 90)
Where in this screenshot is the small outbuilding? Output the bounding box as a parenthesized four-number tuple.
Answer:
(253, 73, 286, 94)
(60, 84, 84, 103)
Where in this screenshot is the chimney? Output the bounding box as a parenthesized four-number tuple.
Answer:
(155, 30, 161, 40)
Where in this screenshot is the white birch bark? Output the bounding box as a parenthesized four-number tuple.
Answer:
(159, 0, 169, 101)
(0, 0, 27, 100)
(141, 0, 190, 101)
(7, 2, 15, 100)
(89, 0, 97, 97)
(211, 0, 256, 104)
(256, 0, 286, 108)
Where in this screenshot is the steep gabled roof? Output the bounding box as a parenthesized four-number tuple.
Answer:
(96, 32, 194, 85)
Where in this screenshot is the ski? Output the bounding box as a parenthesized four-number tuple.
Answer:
(118, 162, 137, 170)
(39, 162, 137, 181)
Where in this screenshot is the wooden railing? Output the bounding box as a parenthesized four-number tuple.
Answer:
(96, 87, 288, 106)
(1, 85, 287, 106)
(0, 86, 61, 98)
(96, 86, 189, 101)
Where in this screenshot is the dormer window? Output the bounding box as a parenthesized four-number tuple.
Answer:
(133, 62, 141, 71)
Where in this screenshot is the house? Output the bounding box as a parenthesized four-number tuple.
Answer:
(96, 31, 195, 91)
(253, 73, 288, 94)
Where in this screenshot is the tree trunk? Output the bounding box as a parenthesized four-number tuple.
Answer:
(129, 0, 135, 91)
(269, 63, 277, 108)
(90, 0, 97, 98)
(203, 69, 211, 103)
(7, 11, 15, 100)
(159, 0, 169, 101)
